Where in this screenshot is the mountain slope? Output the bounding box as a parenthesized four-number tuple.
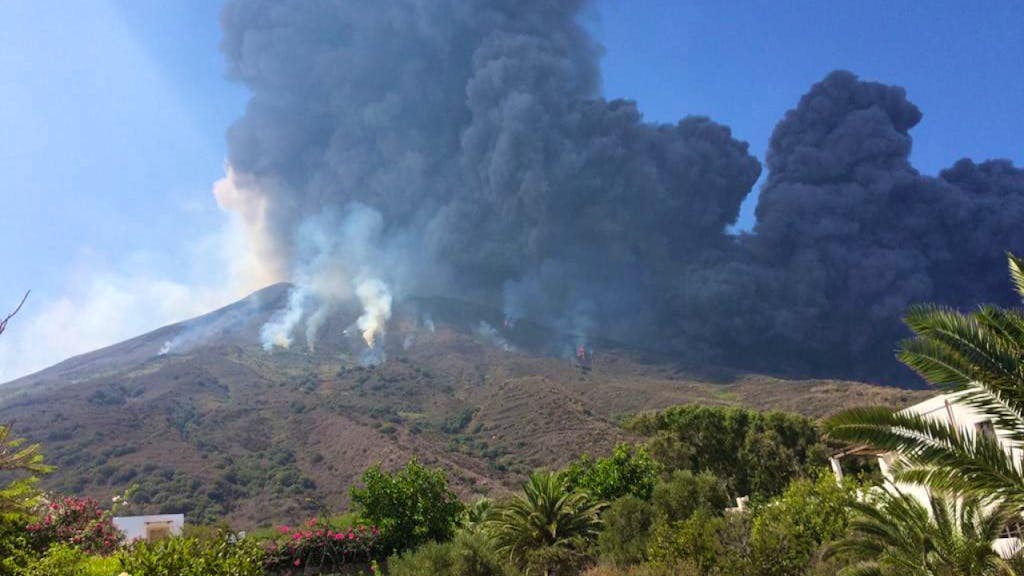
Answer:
(0, 285, 928, 526)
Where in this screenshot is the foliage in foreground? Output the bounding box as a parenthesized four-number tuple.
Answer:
(388, 529, 512, 576)
(627, 404, 826, 500)
(563, 444, 663, 502)
(828, 489, 1020, 576)
(0, 424, 53, 516)
(117, 534, 265, 576)
(350, 459, 464, 554)
(26, 495, 124, 555)
(487, 471, 605, 575)
(826, 254, 1024, 512)
(264, 518, 380, 573)
(18, 543, 121, 576)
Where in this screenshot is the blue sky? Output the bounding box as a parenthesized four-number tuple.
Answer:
(0, 0, 1021, 381)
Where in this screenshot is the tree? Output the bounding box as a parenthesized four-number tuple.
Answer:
(0, 424, 52, 516)
(349, 459, 463, 554)
(562, 443, 662, 502)
(650, 470, 730, 524)
(0, 290, 28, 337)
(597, 495, 655, 566)
(825, 254, 1024, 511)
(627, 405, 824, 500)
(749, 473, 856, 576)
(486, 471, 604, 575)
(0, 423, 52, 576)
(827, 489, 1019, 576)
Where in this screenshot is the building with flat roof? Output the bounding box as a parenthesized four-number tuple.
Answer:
(112, 514, 184, 542)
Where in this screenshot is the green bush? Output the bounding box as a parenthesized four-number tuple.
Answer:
(521, 537, 593, 576)
(388, 539, 455, 575)
(19, 544, 121, 576)
(563, 444, 662, 502)
(650, 470, 730, 523)
(350, 459, 464, 554)
(598, 495, 654, 566)
(749, 473, 855, 576)
(647, 509, 723, 574)
(627, 405, 825, 500)
(0, 516, 33, 576)
(388, 530, 510, 576)
(645, 510, 754, 576)
(117, 535, 264, 576)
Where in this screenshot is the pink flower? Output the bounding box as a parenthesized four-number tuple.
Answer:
(277, 525, 291, 534)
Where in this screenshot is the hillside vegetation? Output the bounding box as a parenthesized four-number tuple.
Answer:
(0, 286, 926, 526)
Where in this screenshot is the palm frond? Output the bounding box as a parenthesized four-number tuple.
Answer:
(1007, 252, 1024, 300)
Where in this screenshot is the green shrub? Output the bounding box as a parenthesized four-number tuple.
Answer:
(117, 535, 264, 576)
(521, 537, 593, 576)
(563, 444, 662, 502)
(19, 544, 121, 576)
(627, 405, 825, 500)
(388, 530, 510, 576)
(388, 540, 455, 575)
(447, 530, 510, 576)
(350, 459, 464, 554)
(647, 509, 723, 574)
(598, 496, 654, 566)
(749, 473, 855, 576)
(650, 470, 730, 523)
(0, 516, 32, 576)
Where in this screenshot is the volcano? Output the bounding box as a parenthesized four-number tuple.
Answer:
(0, 285, 927, 526)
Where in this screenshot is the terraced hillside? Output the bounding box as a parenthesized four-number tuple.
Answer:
(0, 284, 929, 527)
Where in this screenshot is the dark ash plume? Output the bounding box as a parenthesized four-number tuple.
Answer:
(218, 2, 1023, 384)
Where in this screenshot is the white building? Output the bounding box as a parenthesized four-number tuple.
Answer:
(112, 514, 185, 542)
(830, 391, 1022, 556)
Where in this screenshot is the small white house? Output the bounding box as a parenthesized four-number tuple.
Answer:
(112, 514, 185, 542)
(831, 391, 1022, 556)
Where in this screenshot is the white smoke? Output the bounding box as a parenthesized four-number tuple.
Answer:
(476, 321, 513, 352)
(260, 287, 307, 350)
(252, 202, 405, 357)
(356, 278, 391, 348)
(423, 313, 436, 333)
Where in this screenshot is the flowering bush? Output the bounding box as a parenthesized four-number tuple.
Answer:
(263, 517, 381, 573)
(25, 495, 124, 555)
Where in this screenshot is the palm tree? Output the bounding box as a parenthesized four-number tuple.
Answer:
(485, 471, 604, 575)
(461, 497, 495, 533)
(827, 488, 1020, 576)
(826, 253, 1024, 510)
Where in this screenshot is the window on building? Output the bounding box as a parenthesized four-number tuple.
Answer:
(145, 522, 173, 541)
(975, 420, 997, 440)
(1001, 519, 1024, 540)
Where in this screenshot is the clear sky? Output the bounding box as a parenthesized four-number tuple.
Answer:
(1, 0, 1021, 381)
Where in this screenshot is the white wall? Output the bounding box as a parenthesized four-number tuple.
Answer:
(874, 391, 1022, 557)
(112, 514, 185, 542)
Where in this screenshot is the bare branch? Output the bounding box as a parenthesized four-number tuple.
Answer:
(0, 290, 30, 336)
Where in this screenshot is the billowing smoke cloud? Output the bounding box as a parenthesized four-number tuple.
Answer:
(218, 1, 1022, 383)
(691, 72, 1024, 380)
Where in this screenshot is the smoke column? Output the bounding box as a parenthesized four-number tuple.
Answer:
(218, 1, 1023, 383)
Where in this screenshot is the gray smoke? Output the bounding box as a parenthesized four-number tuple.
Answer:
(218, 2, 1022, 383)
